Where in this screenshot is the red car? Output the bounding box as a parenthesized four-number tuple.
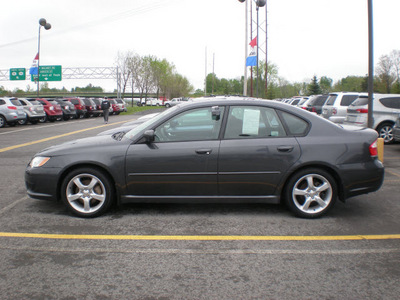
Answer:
(36, 98, 63, 122)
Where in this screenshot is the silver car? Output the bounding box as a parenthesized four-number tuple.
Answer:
(321, 92, 365, 123)
(345, 93, 400, 144)
(18, 98, 46, 125)
(0, 97, 26, 128)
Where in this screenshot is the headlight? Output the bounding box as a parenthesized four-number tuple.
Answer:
(29, 156, 50, 168)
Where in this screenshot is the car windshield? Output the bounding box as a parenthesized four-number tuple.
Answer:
(124, 106, 179, 140)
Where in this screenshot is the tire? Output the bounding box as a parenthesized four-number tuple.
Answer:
(165, 104, 171, 108)
(377, 123, 394, 144)
(0, 115, 6, 128)
(39, 116, 47, 123)
(284, 168, 337, 218)
(61, 168, 114, 218)
(18, 118, 28, 125)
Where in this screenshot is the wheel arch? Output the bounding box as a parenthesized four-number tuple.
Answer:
(280, 163, 345, 203)
(56, 163, 118, 204)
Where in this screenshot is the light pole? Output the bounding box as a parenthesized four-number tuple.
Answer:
(367, 0, 374, 129)
(37, 18, 51, 97)
(255, 0, 266, 98)
(238, 0, 248, 96)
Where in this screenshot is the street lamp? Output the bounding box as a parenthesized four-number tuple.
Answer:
(37, 18, 51, 97)
(255, 0, 266, 98)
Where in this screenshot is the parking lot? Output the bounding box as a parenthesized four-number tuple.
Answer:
(0, 114, 399, 299)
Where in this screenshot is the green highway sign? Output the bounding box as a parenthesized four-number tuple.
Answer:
(10, 68, 26, 80)
(31, 65, 62, 82)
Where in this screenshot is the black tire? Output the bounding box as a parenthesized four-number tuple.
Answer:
(0, 115, 6, 128)
(60, 167, 114, 218)
(39, 116, 47, 123)
(284, 168, 337, 219)
(165, 103, 171, 108)
(18, 118, 28, 125)
(377, 122, 394, 144)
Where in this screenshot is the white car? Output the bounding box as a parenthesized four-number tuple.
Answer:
(164, 97, 189, 108)
(321, 92, 365, 124)
(145, 98, 163, 106)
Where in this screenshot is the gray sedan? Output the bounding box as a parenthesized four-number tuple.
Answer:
(25, 98, 384, 218)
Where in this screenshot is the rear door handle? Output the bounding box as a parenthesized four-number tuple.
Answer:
(196, 149, 212, 155)
(277, 146, 294, 153)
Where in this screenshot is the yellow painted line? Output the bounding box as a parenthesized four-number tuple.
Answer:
(0, 232, 399, 241)
(0, 120, 127, 153)
(386, 170, 400, 178)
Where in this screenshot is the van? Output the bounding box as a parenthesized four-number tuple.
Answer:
(321, 92, 364, 123)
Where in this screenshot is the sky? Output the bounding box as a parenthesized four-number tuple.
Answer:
(1, 0, 399, 93)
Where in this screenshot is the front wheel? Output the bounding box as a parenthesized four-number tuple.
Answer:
(61, 168, 114, 218)
(284, 168, 337, 218)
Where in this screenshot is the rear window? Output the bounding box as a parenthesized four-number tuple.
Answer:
(340, 95, 359, 106)
(379, 97, 400, 109)
(311, 95, 328, 106)
(350, 97, 368, 106)
(325, 95, 338, 106)
(10, 99, 22, 106)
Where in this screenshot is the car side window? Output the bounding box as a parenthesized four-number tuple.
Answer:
(224, 106, 287, 139)
(279, 111, 309, 136)
(154, 106, 225, 142)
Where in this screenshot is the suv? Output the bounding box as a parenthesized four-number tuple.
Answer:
(393, 115, 400, 142)
(53, 98, 77, 120)
(65, 98, 87, 119)
(18, 98, 46, 124)
(81, 98, 100, 117)
(345, 93, 400, 144)
(115, 98, 127, 112)
(321, 92, 364, 123)
(0, 97, 27, 128)
(305, 95, 329, 114)
(36, 98, 63, 122)
(164, 97, 189, 108)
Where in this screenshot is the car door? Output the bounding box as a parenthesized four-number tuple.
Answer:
(218, 105, 302, 197)
(124, 106, 225, 198)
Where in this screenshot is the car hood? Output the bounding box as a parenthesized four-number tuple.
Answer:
(36, 134, 131, 157)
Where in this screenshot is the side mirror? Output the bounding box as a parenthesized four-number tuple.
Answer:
(143, 130, 155, 143)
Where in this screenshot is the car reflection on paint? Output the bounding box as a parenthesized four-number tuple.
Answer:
(25, 98, 384, 218)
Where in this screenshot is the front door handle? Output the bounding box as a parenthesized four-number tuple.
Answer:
(277, 146, 294, 153)
(196, 149, 212, 155)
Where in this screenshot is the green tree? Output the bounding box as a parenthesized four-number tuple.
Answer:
(307, 76, 322, 95)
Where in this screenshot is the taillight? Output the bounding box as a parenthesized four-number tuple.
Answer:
(369, 139, 378, 157)
(312, 107, 316, 112)
(332, 108, 337, 115)
(7, 106, 17, 110)
(29, 107, 34, 112)
(356, 108, 368, 113)
(49, 106, 54, 111)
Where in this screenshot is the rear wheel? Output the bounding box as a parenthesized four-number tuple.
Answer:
(284, 168, 337, 218)
(0, 115, 6, 128)
(18, 118, 28, 125)
(377, 123, 394, 144)
(61, 168, 114, 218)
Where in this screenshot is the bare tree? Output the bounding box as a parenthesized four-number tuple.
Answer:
(376, 54, 395, 93)
(115, 51, 134, 98)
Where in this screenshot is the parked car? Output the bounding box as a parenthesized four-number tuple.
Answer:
(146, 98, 163, 106)
(81, 98, 101, 117)
(64, 98, 87, 119)
(296, 97, 311, 110)
(164, 97, 188, 108)
(345, 93, 400, 144)
(109, 99, 121, 115)
(115, 98, 127, 112)
(305, 95, 329, 114)
(393, 115, 400, 142)
(321, 92, 364, 123)
(91, 98, 104, 116)
(53, 99, 77, 120)
(0, 97, 26, 128)
(18, 98, 46, 125)
(35, 98, 63, 122)
(25, 98, 384, 218)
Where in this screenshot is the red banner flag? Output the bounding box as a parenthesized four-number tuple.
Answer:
(249, 37, 257, 48)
